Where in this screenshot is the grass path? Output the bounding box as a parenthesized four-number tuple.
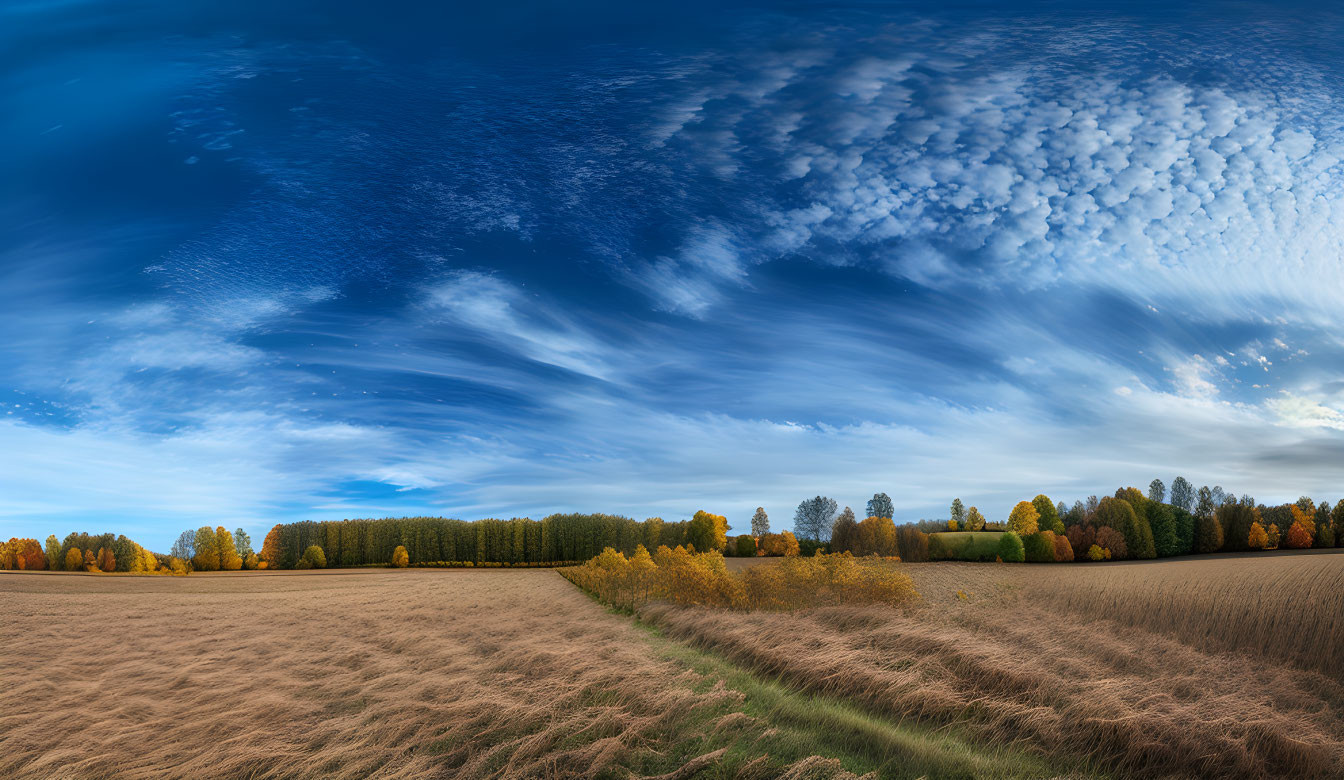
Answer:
(567, 578, 1088, 779)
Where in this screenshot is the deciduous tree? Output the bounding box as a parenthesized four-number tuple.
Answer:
(949, 498, 965, 528)
(965, 506, 985, 531)
(1007, 501, 1039, 536)
(1148, 479, 1166, 504)
(193, 526, 220, 572)
(750, 507, 769, 537)
(1169, 477, 1194, 512)
(868, 493, 895, 520)
(686, 510, 728, 553)
(1032, 495, 1063, 533)
(217, 527, 243, 571)
(793, 496, 837, 542)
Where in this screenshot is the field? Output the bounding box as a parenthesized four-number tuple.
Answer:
(3, 553, 1342, 778)
(0, 569, 1053, 779)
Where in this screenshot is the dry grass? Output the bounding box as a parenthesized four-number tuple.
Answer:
(0, 569, 876, 779)
(906, 551, 1344, 677)
(672, 552, 1344, 778)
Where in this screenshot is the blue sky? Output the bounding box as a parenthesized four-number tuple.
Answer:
(6, 0, 1344, 550)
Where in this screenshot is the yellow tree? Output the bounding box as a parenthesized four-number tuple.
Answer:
(216, 527, 243, 571)
(193, 526, 220, 571)
(64, 547, 84, 571)
(1007, 501, 1040, 536)
(392, 545, 409, 568)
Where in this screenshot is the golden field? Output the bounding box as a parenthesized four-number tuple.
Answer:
(3, 551, 1342, 778)
(0, 569, 1046, 779)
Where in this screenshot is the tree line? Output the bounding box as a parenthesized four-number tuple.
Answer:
(0, 532, 183, 574)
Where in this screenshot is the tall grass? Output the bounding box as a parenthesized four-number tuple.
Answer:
(644, 555, 1344, 778)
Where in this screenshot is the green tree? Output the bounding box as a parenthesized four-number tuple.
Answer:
(193, 526, 220, 571)
(44, 535, 61, 571)
(1216, 503, 1260, 552)
(686, 510, 728, 552)
(867, 493, 895, 520)
(298, 545, 326, 569)
(1148, 502, 1178, 557)
(949, 498, 966, 528)
(1095, 496, 1155, 559)
(750, 507, 769, 537)
(1031, 495, 1063, 533)
(234, 529, 253, 559)
(997, 532, 1025, 562)
(1148, 479, 1166, 503)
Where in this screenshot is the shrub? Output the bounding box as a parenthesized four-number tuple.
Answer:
(257, 560, 269, 570)
(895, 525, 929, 562)
(1053, 533, 1074, 562)
(947, 519, 959, 531)
(1022, 531, 1055, 563)
(297, 545, 326, 569)
(734, 535, 756, 557)
(1285, 522, 1313, 549)
(1248, 522, 1268, 550)
(560, 547, 918, 612)
(243, 553, 259, 570)
(1087, 544, 1106, 561)
(997, 532, 1024, 563)
(392, 545, 409, 568)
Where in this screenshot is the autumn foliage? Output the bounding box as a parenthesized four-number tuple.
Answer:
(561, 546, 918, 612)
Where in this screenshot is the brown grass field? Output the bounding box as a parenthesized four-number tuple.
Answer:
(3, 552, 1342, 778)
(0, 569, 1049, 780)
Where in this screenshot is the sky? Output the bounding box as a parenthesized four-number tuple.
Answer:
(5, 0, 1344, 550)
